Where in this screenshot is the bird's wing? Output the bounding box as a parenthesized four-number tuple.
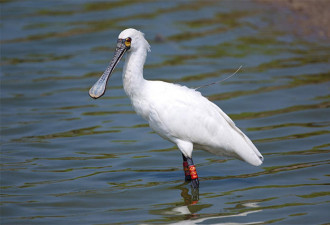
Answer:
(151, 93, 237, 158)
(145, 81, 263, 165)
(146, 82, 230, 143)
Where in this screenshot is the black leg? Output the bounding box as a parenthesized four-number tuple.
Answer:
(182, 154, 191, 181)
(186, 157, 199, 189)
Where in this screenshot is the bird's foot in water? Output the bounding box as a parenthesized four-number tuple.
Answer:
(191, 186, 199, 204)
(180, 186, 199, 205)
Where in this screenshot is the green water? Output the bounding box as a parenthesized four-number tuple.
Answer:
(1, 1, 329, 224)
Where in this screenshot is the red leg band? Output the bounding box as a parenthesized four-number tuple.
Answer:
(189, 165, 198, 179)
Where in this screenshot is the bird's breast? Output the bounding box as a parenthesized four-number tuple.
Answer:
(130, 95, 152, 121)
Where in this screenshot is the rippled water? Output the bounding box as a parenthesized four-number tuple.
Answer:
(1, 1, 330, 224)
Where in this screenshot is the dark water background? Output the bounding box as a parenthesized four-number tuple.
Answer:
(1, 1, 330, 224)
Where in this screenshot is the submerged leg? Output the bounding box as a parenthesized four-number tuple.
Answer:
(186, 157, 199, 189)
(182, 154, 191, 181)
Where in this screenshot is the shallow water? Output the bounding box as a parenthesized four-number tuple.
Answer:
(1, 1, 330, 224)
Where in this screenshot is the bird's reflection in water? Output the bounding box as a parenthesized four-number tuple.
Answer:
(180, 186, 199, 206)
(166, 184, 263, 224)
(172, 186, 201, 220)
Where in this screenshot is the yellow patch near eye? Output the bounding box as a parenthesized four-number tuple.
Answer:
(125, 37, 131, 47)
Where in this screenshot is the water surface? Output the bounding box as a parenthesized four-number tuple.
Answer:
(1, 1, 330, 224)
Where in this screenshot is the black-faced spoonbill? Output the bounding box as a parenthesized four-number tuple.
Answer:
(89, 28, 264, 189)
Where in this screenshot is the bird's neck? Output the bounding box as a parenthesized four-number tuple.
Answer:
(122, 48, 147, 98)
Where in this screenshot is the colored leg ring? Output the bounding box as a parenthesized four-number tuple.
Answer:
(189, 165, 198, 179)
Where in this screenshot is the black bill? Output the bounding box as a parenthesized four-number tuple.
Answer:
(89, 39, 129, 99)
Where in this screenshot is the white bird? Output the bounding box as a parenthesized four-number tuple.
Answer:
(89, 28, 263, 188)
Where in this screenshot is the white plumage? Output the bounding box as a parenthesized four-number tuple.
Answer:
(89, 28, 263, 186)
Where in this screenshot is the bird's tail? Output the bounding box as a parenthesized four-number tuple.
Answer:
(236, 132, 263, 166)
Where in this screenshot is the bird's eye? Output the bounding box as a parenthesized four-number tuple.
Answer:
(125, 37, 132, 47)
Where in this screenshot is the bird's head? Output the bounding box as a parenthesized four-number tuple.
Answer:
(118, 28, 150, 53)
(89, 28, 150, 99)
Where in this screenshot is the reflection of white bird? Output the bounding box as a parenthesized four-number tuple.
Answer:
(89, 28, 263, 188)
